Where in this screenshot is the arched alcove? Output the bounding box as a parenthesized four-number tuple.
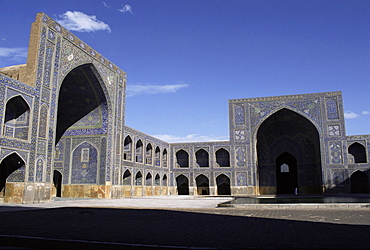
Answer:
(351, 171, 369, 194)
(176, 150, 189, 168)
(348, 143, 367, 163)
(216, 174, 231, 195)
(3, 96, 30, 140)
(0, 153, 25, 197)
(123, 136, 132, 160)
(196, 149, 209, 167)
(257, 108, 322, 195)
(216, 148, 230, 167)
(123, 169, 131, 185)
(176, 174, 189, 195)
(196, 174, 209, 195)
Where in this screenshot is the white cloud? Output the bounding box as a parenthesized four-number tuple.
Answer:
(126, 83, 189, 97)
(56, 11, 111, 33)
(361, 111, 370, 115)
(152, 134, 229, 143)
(118, 4, 133, 14)
(0, 47, 27, 61)
(102, 1, 110, 8)
(344, 111, 360, 119)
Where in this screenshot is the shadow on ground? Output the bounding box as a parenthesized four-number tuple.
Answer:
(0, 207, 369, 249)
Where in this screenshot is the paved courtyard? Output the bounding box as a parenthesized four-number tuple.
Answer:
(0, 196, 370, 249)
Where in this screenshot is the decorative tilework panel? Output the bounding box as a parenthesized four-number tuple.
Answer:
(234, 105, 245, 125)
(38, 105, 48, 138)
(71, 142, 98, 184)
(236, 173, 247, 186)
(326, 98, 339, 120)
(329, 142, 343, 164)
(235, 146, 246, 167)
(35, 158, 44, 182)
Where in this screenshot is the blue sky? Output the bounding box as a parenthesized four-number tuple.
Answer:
(0, 0, 369, 142)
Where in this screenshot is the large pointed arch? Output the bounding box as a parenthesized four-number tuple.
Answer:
(55, 63, 110, 144)
(54, 63, 110, 190)
(256, 108, 322, 195)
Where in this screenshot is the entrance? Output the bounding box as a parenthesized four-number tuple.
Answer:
(176, 175, 189, 195)
(351, 171, 369, 194)
(276, 152, 298, 194)
(0, 153, 25, 197)
(196, 174, 209, 195)
(53, 170, 62, 197)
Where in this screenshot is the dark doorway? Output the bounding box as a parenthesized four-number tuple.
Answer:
(276, 152, 298, 194)
(196, 174, 209, 195)
(0, 153, 25, 196)
(53, 170, 62, 197)
(216, 174, 231, 195)
(176, 175, 189, 195)
(351, 171, 369, 194)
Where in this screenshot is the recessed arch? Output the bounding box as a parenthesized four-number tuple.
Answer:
(135, 171, 142, 185)
(351, 171, 369, 194)
(176, 174, 189, 195)
(348, 142, 367, 163)
(136, 139, 143, 163)
(257, 108, 322, 195)
(155, 146, 161, 166)
(3, 95, 31, 140)
(176, 149, 189, 168)
(123, 135, 133, 160)
(196, 149, 209, 167)
(146, 143, 153, 165)
(146, 172, 152, 186)
(216, 174, 231, 195)
(123, 169, 132, 185)
(154, 173, 160, 186)
(162, 149, 168, 167)
(216, 148, 230, 167)
(0, 152, 25, 196)
(195, 174, 209, 195)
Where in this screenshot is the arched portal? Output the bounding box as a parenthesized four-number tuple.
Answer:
(0, 153, 25, 197)
(196, 174, 209, 195)
(176, 175, 189, 195)
(351, 171, 369, 194)
(216, 174, 231, 195)
(257, 108, 322, 195)
(53, 170, 62, 197)
(54, 64, 109, 197)
(276, 152, 298, 194)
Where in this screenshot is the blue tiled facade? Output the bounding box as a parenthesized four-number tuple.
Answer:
(0, 13, 369, 203)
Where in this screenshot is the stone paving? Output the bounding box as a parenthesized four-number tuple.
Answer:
(0, 196, 370, 249)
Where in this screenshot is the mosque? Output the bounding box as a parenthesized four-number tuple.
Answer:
(0, 13, 369, 203)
